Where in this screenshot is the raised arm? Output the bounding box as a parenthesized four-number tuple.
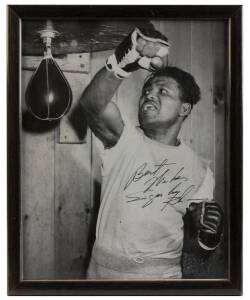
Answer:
(80, 67, 124, 148)
(79, 27, 169, 148)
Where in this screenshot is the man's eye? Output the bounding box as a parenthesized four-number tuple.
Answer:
(160, 89, 168, 95)
(144, 90, 150, 95)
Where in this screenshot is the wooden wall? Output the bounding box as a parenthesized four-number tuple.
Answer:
(20, 20, 227, 279)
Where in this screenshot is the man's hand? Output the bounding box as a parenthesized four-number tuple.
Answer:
(188, 201, 224, 251)
(106, 27, 169, 79)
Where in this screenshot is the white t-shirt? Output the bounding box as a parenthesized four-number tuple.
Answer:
(94, 116, 214, 261)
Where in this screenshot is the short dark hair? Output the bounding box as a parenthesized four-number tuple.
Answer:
(143, 66, 201, 107)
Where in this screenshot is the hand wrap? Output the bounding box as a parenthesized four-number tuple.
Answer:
(106, 27, 169, 79)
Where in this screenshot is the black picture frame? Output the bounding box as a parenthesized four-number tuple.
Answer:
(7, 5, 242, 296)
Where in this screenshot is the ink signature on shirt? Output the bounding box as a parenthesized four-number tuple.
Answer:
(126, 192, 163, 208)
(124, 159, 176, 191)
(124, 159, 195, 210)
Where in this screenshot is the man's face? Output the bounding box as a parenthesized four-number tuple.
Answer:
(138, 76, 186, 130)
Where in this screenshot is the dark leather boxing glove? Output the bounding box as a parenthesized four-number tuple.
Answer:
(105, 27, 169, 79)
(198, 201, 224, 250)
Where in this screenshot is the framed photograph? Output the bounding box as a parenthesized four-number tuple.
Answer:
(7, 5, 242, 296)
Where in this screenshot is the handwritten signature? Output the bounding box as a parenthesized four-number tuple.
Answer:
(124, 159, 195, 211)
(124, 159, 176, 191)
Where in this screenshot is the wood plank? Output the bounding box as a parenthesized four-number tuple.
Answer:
(190, 21, 214, 165)
(54, 138, 92, 278)
(21, 70, 55, 279)
(22, 53, 90, 74)
(58, 70, 90, 144)
(212, 21, 227, 208)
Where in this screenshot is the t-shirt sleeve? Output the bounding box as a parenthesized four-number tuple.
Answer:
(186, 166, 215, 208)
(94, 114, 139, 176)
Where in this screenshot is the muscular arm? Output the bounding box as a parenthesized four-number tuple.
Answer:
(79, 67, 124, 148)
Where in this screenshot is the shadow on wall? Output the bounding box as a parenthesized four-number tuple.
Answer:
(83, 179, 101, 276)
(22, 110, 60, 133)
(22, 104, 88, 140)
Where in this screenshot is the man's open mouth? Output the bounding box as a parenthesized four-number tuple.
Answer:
(142, 101, 159, 112)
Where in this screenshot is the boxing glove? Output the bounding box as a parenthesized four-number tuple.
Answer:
(105, 27, 169, 79)
(198, 201, 224, 250)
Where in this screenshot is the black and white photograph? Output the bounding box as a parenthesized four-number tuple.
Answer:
(7, 5, 242, 296)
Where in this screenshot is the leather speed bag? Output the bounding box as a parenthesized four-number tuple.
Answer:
(25, 57, 72, 120)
